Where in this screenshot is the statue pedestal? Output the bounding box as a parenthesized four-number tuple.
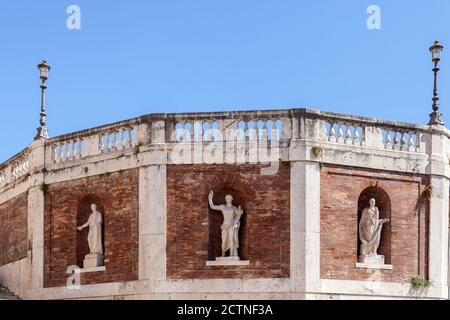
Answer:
(356, 255, 393, 270)
(83, 253, 104, 269)
(206, 256, 250, 266)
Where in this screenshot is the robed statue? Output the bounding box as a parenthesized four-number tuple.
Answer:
(359, 198, 389, 258)
(77, 203, 103, 255)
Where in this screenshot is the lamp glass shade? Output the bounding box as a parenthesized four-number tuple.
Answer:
(430, 41, 443, 61)
(38, 61, 51, 80)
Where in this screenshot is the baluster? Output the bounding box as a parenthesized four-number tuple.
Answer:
(218, 119, 225, 142)
(77, 139, 82, 159)
(407, 131, 415, 152)
(189, 121, 195, 143)
(208, 120, 214, 142)
(400, 130, 406, 151)
(197, 121, 203, 143)
(261, 120, 268, 141)
(353, 124, 360, 145)
(98, 135, 103, 153)
(328, 121, 336, 143)
(177, 121, 184, 142)
(125, 128, 132, 147)
(345, 123, 352, 144)
(415, 132, 421, 152)
(53, 144, 58, 162)
(117, 128, 124, 149)
(385, 128, 392, 149)
(337, 122, 344, 143)
(244, 121, 249, 142)
(393, 129, 399, 150)
(59, 143, 64, 161)
(111, 131, 117, 150)
(61, 142, 68, 162)
(70, 140, 75, 160)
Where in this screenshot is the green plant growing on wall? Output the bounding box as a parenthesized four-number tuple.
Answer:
(410, 277, 433, 289)
(40, 183, 49, 196)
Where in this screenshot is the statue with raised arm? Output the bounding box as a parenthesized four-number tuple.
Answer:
(77, 204, 103, 255)
(359, 198, 389, 260)
(208, 191, 244, 259)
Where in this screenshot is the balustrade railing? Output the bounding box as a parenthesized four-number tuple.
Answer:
(168, 112, 289, 144)
(99, 127, 135, 153)
(11, 156, 30, 180)
(325, 120, 365, 146)
(320, 111, 426, 153)
(53, 138, 84, 162)
(382, 127, 421, 152)
(0, 108, 436, 191)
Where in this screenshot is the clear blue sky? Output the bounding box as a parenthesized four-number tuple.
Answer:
(0, 1, 449, 161)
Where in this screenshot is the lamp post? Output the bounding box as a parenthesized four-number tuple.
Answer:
(35, 60, 51, 140)
(428, 41, 444, 126)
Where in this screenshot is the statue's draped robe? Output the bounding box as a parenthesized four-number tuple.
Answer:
(221, 220, 235, 254)
(232, 213, 242, 251)
(87, 212, 103, 255)
(221, 207, 242, 256)
(359, 207, 383, 256)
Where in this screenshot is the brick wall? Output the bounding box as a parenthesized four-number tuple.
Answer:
(320, 165, 429, 282)
(0, 193, 28, 266)
(167, 163, 290, 279)
(44, 169, 139, 287)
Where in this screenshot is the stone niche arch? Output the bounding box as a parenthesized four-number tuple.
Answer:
(76, 194, 105, 268)
(207, 175, 253, 261)
(357, 186, 392, 264)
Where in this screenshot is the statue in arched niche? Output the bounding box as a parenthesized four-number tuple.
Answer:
(77, 203, 104, 268)
(358, 198, 389, 265)
(208, 191, 244, 260)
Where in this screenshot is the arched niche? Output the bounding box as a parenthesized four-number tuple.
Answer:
(357, 186, 392, 264)
(76, 195, 105, 268)
(208, 185, 249, 261)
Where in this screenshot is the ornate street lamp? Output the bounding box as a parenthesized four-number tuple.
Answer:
(35, 60, 51, 140)
(428, 41, 444, 126)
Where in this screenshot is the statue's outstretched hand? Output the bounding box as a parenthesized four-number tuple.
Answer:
(77, 226, 83, 231)
(208, 191, 214, 200)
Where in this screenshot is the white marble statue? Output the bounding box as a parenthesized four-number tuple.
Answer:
(359, 198, 389, 259)
(77, 204, 103, 255)
(208, 191, 244, 259)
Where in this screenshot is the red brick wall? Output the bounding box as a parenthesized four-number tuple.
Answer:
(0, 193, 28, 266)
(44, 169, 139, 287)
(167, 163, 290, 279)
(320, 165, 429, 282)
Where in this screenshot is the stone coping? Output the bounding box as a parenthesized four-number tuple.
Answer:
(355, 263, 393, 270)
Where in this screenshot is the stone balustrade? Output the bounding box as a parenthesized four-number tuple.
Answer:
(52, 138, 84, 163)
(318, 111, 427, 153)
(325, 120, 365, 146)
(0, 108, 440, 191)
(99, 126, 135, 153)
(382, 127, 421, 152)
(169, 117, 285, 143)
(11, 158, 29, 180)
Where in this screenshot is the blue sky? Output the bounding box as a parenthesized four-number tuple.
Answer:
(0, 1, 449, 161)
